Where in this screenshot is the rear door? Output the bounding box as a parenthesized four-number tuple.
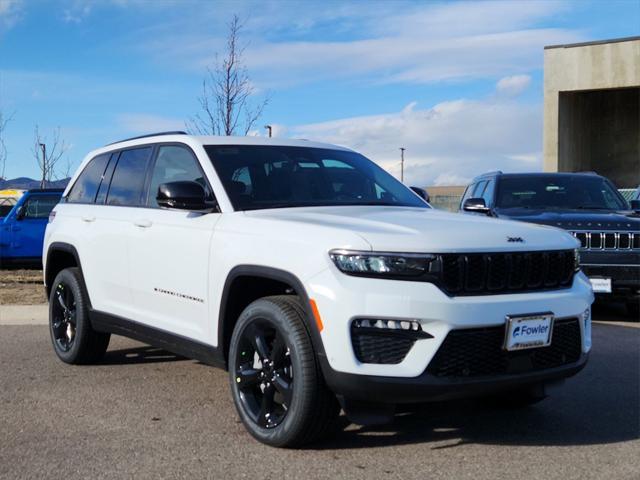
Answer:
(127, 144, 219, 340)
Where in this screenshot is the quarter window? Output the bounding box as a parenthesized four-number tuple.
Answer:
(106, 147, 152, 206)
(67, 153, 110, 204)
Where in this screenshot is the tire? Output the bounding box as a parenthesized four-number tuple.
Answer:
(228, 295, 340, 447)
(49, 267, 110, 364)
(485, 384, 547, 409)
(626, 301, 639, 320)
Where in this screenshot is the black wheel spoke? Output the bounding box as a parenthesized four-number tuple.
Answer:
(235, 367, 260, 389)
(257, 385, 276, 427)
(273, 374, 293, 408)
(270, 333, 287, 367)
(253, 333, 270, 360)
(56, 290, 67, 310)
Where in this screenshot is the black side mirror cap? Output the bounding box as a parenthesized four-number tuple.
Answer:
(462, 197, 491, 215)
(410, 186, 430, 203)
(156, 181, 214, 211)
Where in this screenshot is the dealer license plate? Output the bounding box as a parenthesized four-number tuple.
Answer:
(589, 277, 612, 293)
(504, 313, 554, 351)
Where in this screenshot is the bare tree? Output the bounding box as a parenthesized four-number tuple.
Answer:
(32, 125, 68, 188)
(188, 15, 269, 136)
(0, 109, 13, 179)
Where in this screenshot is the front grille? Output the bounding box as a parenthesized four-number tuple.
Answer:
(351, 329, 416, 364)
(440, 250, 575, 296)
(426, 318, 582, 378)
(571, 231, 640, 251)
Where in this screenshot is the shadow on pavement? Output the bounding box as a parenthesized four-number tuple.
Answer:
(312, 323, 640, 450)
(100, 345, 186, 365)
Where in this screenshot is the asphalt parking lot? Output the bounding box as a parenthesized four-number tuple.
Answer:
(0, 304, 638, 480)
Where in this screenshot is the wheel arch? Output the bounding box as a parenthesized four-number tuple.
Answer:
(218, 265, 327, 368)
(45, 242, 86, 300)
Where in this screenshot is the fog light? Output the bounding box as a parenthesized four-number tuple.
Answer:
(581, 308, 591, 351)
(352, 318, 431, 337)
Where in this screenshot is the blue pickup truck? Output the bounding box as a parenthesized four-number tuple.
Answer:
(0, 189, 63, 266)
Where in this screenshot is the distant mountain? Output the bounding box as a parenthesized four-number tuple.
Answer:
(0, 177, 70, 190)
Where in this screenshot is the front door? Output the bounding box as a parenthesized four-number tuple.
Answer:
(127, 144, 219, 341)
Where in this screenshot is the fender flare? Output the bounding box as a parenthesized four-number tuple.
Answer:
(45, 242, 87, 299)
(217, 265, 327, 365)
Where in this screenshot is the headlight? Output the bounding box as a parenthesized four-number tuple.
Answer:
(329, 249, 437, 278)
(574, 248, 581, 272)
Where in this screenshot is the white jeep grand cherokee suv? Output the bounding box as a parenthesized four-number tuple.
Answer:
(44, 132, 593, 447)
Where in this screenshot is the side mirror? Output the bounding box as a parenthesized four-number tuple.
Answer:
(410, 186, 430, 203)
(463, 197, 491, 215)
(157, 181, 211, 211)
(15, 206, 26, 220)
(630, 199, 640, 212)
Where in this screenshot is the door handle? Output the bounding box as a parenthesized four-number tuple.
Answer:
(134, 219, 152, 228)
(81, 216, 96, 223)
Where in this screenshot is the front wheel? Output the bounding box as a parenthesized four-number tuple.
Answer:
(228, 295, 340, 447)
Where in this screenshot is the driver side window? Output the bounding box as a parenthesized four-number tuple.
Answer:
(147, 145, 212, 208)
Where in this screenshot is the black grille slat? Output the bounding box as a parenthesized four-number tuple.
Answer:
(575, 232, 588, 248)
(426, 318, 581, 378)
(590, 233, 602, 249)
(619, 233, 630, 249)
(439, 250, 574, 296)
(604, 233, 616, 249)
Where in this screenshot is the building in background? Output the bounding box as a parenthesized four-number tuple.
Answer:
(543, 37, 640, 188)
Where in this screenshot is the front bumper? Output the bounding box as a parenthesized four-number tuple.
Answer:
(307, 269, 594, 378)
(322, 353, 588, 404)
(581, 263, 640, 299)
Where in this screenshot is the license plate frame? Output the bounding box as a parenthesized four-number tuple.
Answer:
(503, 312, 554, 352)
(589, 277, 612, 293)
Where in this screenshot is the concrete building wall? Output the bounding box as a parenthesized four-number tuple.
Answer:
(543, 37, 640, 187)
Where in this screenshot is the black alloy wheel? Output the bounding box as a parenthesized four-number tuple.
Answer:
(51, 282, 77, 352)
(228, 296, 340, 447)
(234, 320, 293, 429)
(48, 267, 110, 364)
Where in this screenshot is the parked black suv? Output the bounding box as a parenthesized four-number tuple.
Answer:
(460, 172, 640, 317)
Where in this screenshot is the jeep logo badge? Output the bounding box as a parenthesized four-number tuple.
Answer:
(507, 236, 524, 243)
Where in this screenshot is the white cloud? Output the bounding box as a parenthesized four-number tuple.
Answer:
(290, 97, 542, 186)
(496, 75, 532, 97)
(117, 113, 185, 134)
(0, 0, 22, 31)
(129, 1, 582, 88)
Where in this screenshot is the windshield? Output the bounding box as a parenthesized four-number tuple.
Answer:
(496, 175, 628, 210)
(205, 145, 428, 211)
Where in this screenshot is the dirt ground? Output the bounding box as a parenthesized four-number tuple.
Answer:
(0, 269, 47, 305)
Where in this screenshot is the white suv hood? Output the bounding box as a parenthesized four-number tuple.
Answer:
(245, 206, 579, 253)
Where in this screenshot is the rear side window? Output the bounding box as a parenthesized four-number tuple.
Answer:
(67, 154, 110, 204)
(106, 147, 153, 206)
(22, 194, 60, 219)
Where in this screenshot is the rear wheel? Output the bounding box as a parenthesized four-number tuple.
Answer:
(49, 267, 110, 364)
(228, 295, 340, 447)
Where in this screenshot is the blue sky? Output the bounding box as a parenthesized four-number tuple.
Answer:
(1, 0, 638, 185)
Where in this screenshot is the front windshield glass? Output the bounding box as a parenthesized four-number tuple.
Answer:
(205, 145, 428, 211)
(496, 175, 627, 210)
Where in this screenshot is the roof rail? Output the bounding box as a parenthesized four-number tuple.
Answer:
(477, 170, 503, 177)
(106, 131, 188, 146)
